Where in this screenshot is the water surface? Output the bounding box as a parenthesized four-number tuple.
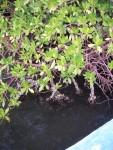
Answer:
(0, 84, 113, 150)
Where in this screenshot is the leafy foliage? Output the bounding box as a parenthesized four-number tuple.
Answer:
(0, 0, 113, 121)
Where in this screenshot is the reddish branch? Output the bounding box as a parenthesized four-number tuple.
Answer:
(84, 39, 113, 99)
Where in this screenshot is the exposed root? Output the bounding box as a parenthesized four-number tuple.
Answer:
(49, 78, 57, 99)
(46, 79, 72, 105)
(46, 91, 72, 106)
(96, 98, 113, 107)
(88, 85, 96, 105)
(72, 78, 82, 94)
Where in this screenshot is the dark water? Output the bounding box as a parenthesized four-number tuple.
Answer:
(0, 83, 113, 150)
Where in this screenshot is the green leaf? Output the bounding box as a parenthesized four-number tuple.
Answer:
(108, 61, 113, 70)
(109, 28, 113, 38)
(84, 72, 96, 87)
(50, 60, 56, 69)
(24, 0, 30, 5)
(39, 85, 44, 92)
(97, 46, 102, 53)
(5, 108, 9, 115)
(55, 83, 62, 90)
(1, 57, 12, 65)
(5, 116, 10, 122)
(2, 101, 5, 108)
(107, 43, 113, 54)
(93, 35, 103, 46)
(29, 88, 34, 93)
(88, 44, 95, 48)
(9, 99, 21, 107)
(68, 78, 72, 84)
